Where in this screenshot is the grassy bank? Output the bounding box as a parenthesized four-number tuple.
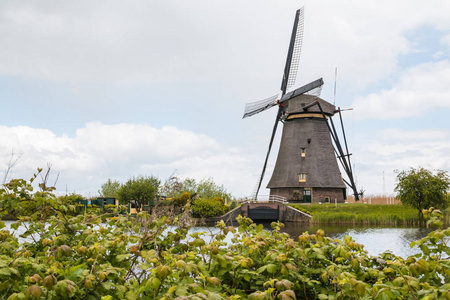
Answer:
(289, 203, 421, 226)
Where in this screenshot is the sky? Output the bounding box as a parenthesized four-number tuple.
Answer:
(0, 0, 449, 199)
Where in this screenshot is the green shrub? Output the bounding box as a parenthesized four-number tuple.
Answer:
(191, 197, 229, 218)
(229, 200, 238, 210)
(171, 191, 191, 207)
(180, 191, 190, 204)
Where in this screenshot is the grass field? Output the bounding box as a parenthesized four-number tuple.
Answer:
(289, 203, 421, 226)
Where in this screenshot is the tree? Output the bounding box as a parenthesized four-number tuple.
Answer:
(98, 179, 120, 198)
(162, 176, 232, 202)
(195, 178, 232, 203)
(161, 173, 184, 198)
(117, 175, 160, 213)
(178, 178, 197, 197)
(395, 167, 450, 219)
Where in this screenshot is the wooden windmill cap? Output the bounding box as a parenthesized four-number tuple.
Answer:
(286, 94, 336, 117)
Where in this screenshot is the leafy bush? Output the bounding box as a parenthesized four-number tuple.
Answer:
(229, 200, 238, 210)
(4, 172, 450, 299)
(191, 197, 229, 218)
(171, 191, 191, 207)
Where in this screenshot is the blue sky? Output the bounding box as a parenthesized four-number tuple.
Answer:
(0, 1, 449, 198)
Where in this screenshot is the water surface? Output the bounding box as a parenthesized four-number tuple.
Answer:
(3, 220, 435, 258)
(277, 222, 433, 257)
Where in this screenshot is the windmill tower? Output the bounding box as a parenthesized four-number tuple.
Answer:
(243, 7, 358, 203)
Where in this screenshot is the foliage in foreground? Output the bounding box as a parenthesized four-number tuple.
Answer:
(3, 174, 450, 299)
(290, 203, 420, 226)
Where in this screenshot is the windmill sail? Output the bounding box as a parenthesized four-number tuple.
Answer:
(250, 79, 323, 198)
(242, 7, 358, 203)
(279, 78, 323, 103)
(252, 7, 305, 199)
(280, 7, 304, 94)
(253, 106, 283, 200)
(243, 94, 279, 119)
(305, 85, 323, 97)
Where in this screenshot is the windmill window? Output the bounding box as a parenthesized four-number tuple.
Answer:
(300, 148, 306, 157)
(299, 174, 307, 182)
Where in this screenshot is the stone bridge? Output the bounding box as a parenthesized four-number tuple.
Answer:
(206, 202, 311, 224)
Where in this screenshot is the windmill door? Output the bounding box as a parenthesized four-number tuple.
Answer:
(303, 190, 311, 203)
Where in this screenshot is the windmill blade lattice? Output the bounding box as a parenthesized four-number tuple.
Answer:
(285, 7, 304, 91)
(241, 7, 358, 203)
(279, 78, 324, 103)
(305, 85, 323, 97)
(242, 94, 279, 118)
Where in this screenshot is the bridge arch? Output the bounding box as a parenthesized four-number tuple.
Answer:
(207, 202, 311, 223)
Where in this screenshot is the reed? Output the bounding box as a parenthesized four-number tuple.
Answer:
(289, 203, 420, 226)
(347, 194, 401, 205)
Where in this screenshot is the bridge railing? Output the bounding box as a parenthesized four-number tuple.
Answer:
(241, 195, 288, 204)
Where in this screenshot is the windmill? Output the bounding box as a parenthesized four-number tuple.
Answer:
(243, 7, 359, 203)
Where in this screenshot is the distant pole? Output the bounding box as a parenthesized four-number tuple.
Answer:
(333, 67, 337, 106)
(335, 198, 337, 208)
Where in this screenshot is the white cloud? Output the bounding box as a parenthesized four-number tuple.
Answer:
(353, 128, 450, 195)
(1, 0, 450, 92)
(351, 60, 450, 119)
(0, 1, 296, 87)
(0, 122, 257, 197)
(1, 0, 450, 201)
(441, 34, 450, 52)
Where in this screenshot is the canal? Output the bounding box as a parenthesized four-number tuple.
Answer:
(186, 222, 435, 258)
(4, 220, 435, 259)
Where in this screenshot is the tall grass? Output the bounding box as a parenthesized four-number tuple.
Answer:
(289, 203, 420, 226)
